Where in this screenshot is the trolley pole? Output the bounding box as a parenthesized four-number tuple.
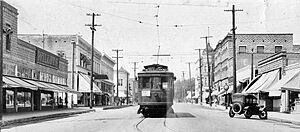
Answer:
(225, 5, 243, 93)
(86, 13, 101, 109)
(200, 36, 213, 107)
(195, 49, 203, 104)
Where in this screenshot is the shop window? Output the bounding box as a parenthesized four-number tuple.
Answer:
(6, 90, 14, 108)
(17, 91, 31, 107)
(41, 93, 52, 106)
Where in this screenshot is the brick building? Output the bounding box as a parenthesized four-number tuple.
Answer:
(18, 34, 115, 107)
(1, 1, 73, 113)
(213, 33, 300, 95)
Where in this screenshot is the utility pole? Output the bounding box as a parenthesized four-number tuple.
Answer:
(195, 49, 203, 104)
(200, 36, 213, 106)
(112, 49, 123, 98)
(132, 62, 138, 80)
(225, 5, 243, 93)
(251, 48, 254, 80)
(126, 72, 129, 105)
(0, 1, 4, 122)
(86, 13, 101, 109)
(186, 62, 192, 100)
(182, 71, 185, 101)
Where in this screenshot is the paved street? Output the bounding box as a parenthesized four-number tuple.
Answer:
(2, 103, 300, 132)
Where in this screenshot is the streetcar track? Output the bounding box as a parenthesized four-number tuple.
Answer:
(163, 118, 177, 132)
(135, 117, 146, 132)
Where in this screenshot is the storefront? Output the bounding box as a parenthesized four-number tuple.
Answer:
(3, 76, 73, 113)
(77, 73, 102, 107)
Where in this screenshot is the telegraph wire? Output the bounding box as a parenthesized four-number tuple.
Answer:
(56, 0, 300, 29)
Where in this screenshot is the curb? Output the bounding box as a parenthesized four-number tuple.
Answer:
(200, 104, 300, 126)
(268, 117, 300, 126)
(102, 105, 133, 110)
(0, 109, 95, 127)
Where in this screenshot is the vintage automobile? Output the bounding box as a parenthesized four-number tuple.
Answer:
(228, 93, 267, 119)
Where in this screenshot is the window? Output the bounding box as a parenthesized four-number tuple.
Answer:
(41, 93, 52, 106)
(239, 46, 246, 53)
(275, 46, 282, 53)
(6, 90, 14, 108)
(17, 91, 31, 107)
(17, 66, 33, 79)
(3, 63, 16, 76)
(6, 34, 11, 51)
(257, 46, 264, 53)
(118, 79, 123, 86)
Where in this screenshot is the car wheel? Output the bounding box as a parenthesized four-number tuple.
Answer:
(259, 110, 268, 119)
(244, 110, 252, 119)
(229, 107, 235, 118)
(232, 102, 244, 114)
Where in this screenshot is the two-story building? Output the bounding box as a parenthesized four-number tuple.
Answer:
(1, 1, 73, 112)
(18, 34, 115, 107)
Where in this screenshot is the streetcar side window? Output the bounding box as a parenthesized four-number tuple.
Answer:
(161, 77, 168, 89)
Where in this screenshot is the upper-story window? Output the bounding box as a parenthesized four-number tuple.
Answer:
(257, 46, 264, 53)
(80, 53, 90, 69)
(275, 46, 283, 53)
(239, 46, 246, 53)
(4, 23, 13, 51)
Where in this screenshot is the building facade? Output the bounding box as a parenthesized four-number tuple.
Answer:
(1, 1, 72, 112)
(213, 33, 300, 94)
(114, 67, 131, 104)
(18, 34, 115, 107)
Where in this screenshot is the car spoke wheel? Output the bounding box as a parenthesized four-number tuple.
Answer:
(229, 107, 235, 118)
(259, 110, 268, 119)
(244, 110, 252, 119)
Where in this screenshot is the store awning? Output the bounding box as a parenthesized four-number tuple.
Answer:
(281, 71, 300, 92)
(3, 76, 21, 88)
(23, 79, 61, 92)
(243, 69, 279, 93)
(78, 73, 102, 93)
(4, 76, 38, 90)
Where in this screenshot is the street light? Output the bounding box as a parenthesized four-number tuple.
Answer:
(224, 83, 229, 109)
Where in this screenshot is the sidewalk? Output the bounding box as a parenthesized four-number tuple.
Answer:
(1, 104, 135, 127)
(196, 103, 300, 126)
(1, 107, 95, 127)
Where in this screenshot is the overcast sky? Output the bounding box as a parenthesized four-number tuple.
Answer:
(7, 0, 300, 79)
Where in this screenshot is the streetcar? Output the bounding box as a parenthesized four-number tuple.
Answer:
(137, 64, 176, 117)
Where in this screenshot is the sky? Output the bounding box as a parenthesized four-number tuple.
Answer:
(6, 0, 300, 79)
